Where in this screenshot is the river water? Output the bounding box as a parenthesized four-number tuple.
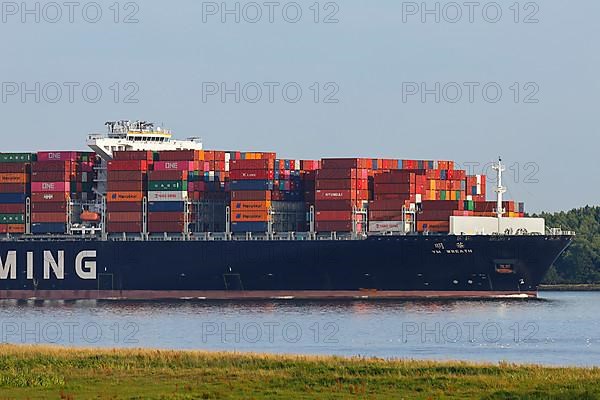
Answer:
(0, 291, 598, 367)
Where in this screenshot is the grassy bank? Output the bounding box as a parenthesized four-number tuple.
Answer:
(0, 345, 599, 399)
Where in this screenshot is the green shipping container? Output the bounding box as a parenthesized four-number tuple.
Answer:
(464, 200, 474, 211)
(0, 153, 36, 163)
(440, 190, 447, 200)
(148, 180, 188, 191)
(0, 214, 25, 224)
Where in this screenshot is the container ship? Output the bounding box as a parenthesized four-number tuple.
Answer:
(0, 121, 573, 300)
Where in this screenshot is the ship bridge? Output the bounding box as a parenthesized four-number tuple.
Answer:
(87, 120, 203, 160)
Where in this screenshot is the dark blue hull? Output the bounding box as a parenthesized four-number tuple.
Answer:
(0, 235, 572, 299)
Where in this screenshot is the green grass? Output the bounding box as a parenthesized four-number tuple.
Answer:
(0, 345, 599, 399)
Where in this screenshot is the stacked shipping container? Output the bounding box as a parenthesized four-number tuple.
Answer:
(229, 158, 274, 233)
(0, 153, 33, 234)
(2, 145, 528, 236)
(30, 152, 96, 234)
(106, 152, 150, 233)
(148, 151, 197, 233)
(315, 159, 370, 232)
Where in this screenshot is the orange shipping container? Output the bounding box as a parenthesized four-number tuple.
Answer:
(7, 224, 25, 233)
(231, 210, 269, 222)
(0, 173, 29, 184)
(107, 192, 144, 202)
(231, 201, 271, 211)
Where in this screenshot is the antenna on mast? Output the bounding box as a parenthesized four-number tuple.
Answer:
(492, 157, 506, 219)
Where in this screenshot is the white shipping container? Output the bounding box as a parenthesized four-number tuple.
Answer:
(450, 216, 545, 235)
(147, 191, 188, 202)
(369, 221, 408, 233)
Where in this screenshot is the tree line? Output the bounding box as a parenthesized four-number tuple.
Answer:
(534, 206, 600, 284)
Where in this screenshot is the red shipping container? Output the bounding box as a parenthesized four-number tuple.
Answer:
(0, 204, 26, 213)
(374, 193, 414, 201)
(421, 200, 464, 211)
(315, 179, 352, 190)
(321, 158, 368, 169)
(214, 161, 226, 171)
(229, 169, 274, 180)
(108, 160, 148, 171)
(0, 163, 29, 173)
(31, 202, 67, 212)
(0, 183, 29, 193)
(315, 211, 353, 221)
(148, 212, 186, 222)
(31, 192, 69, 202)
(314, 200, 357, 210)
(31, 171, 72, 182)
(37, 151, 79, 162)
(375, 171, 415, 184)
(31, 182, 69, 192)
(113, 151, 154, 161)
(231, 191, 272, 201)
(158, 150, 202, 161)
(417, 221, 449, 233)
(374, 183, 413, 194)
(419, 210, 454, 221)
(106, 202, 143, 212)
(148, 221, 186, 233)
(369, 199, 410, 211)
(316, 190, 355, 201)
(32, 161, 72, 173)
(107, 170, 146, 181)
(148, 170, 187, 181)
(152, 161, 197, 171)
(32, 213, 68, 223)
(107, 222, 142, 233)
(230, 159, 275, 170)
(315, 221, 356, 232)
(107, 212, 143, 223)
(107, 181, 144, 192)
(369, 211, 404, 221)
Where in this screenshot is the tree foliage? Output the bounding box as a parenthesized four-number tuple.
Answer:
(534, 206, 600, 284)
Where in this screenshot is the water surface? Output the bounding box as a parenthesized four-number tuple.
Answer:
(1, 291, 598, 367)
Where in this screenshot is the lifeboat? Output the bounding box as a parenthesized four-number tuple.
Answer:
(80, 210, 101, 222)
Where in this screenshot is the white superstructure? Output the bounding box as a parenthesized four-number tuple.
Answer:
(87, 120, 202, 160)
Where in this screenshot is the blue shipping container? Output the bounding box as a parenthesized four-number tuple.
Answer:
(0, 193, 27, 204)
(231, 222, 269, 233)
(31, 223, 67, 234)
(148, 201, 186, 212)
(229, 180, 274, 191)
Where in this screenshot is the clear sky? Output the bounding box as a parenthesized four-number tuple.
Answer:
(0, 0, 598, 212)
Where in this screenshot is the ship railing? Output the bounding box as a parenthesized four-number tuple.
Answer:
(3, 231, 372, 242)
(547, 227, 576, 236)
